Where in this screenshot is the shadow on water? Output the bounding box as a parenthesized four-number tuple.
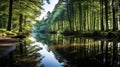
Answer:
(33, 33, 120, 67)
(0, 46, 15, 58)
(0, 38, 42, 67)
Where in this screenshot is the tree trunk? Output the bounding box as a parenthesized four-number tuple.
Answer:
(66, 0, 73, 32)
(79, 0, 82, 31)
(7, 0, 13, 31)
(105, 0, 109, 31)
(112, 0, 117, 31)
(83, 10, 86, 31)
(86, 0, 89, 31)
(100, 0, 104, 31)
(90, 0, 92, 31)
(70, 0, 74, 31)
(93, 12, 95, 31)
(19, 14, 23, 32)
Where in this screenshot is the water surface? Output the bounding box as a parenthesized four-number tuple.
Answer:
(0, 33, 120, 67)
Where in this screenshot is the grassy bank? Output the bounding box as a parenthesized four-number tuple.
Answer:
(0, 28, 30, 38)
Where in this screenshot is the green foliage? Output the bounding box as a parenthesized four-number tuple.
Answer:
(39, 0, 120, 38)
(0, 28, 6, 32)
(0, 0, 48, 32)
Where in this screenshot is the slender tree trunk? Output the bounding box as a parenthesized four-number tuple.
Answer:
(100, 0, 104, 31)
(84, 10, 86, 31)
(86, 0, 89, 31)
(93, 12, 95, 31)
(7, 0, 13, 31)
(90, 0, 92, 31)
(74, 13, 77, 31)
(19, 14, 23, 32)
(66, 1, 72, 31)
(112, 0, 117, 31)
(79, 0, 82, 31)
(71, 1, 74, 31)
(105, 0, 109, 31)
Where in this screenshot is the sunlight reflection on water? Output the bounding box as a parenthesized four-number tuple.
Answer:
(32, 42, 62, 67)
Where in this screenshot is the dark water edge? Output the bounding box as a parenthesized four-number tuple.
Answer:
(0, 33, 120, 67)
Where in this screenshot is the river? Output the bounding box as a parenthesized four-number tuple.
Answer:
(0, 33, 120, 67)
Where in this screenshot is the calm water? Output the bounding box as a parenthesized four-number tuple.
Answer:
(0, 33, 120, 67)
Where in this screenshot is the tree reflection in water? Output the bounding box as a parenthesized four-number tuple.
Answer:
(32, 33, 120, 67)
(0, 38, 43, 67)
(48, 34, 120, 67)
(22, 33, 120, 67)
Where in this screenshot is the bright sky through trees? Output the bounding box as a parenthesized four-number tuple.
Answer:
(39, 0, 59, 20)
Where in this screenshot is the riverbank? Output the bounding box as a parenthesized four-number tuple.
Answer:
(0, 29, 29, 46)
(61, 31, 120, 41)
(0, 37, 19, 46)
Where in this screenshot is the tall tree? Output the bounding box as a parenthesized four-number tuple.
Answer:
(105, 0, 109, 31)
(66, 0, 73, 31)
(112, 0, 117, 31)
(100, 0, 104, 31)
(7, 0, 13, 31)
(79, 0, 82, 31)
(19, 14, 23, 32)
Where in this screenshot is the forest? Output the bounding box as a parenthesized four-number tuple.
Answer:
(0, 0, 120, 38)
(0, 0, 120, 67)
(0, 0, 46, 37)
(34, 0, 120, 39)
